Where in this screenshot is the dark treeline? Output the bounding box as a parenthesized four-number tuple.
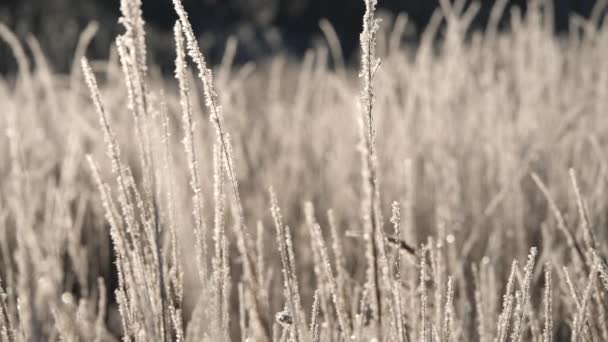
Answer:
(0, 0, 601, 74)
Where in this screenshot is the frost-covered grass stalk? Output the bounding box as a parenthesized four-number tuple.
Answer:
(358, 0, 384, 333)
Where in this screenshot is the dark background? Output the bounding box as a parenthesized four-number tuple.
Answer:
(0, 0, 601, 74)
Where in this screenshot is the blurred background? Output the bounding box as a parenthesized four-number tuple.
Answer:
(0, 0, 601, 74)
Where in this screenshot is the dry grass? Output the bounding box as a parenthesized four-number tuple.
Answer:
(1, 0, 608, 341)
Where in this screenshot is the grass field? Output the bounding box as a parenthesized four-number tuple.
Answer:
(1, 0, 608, 340)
